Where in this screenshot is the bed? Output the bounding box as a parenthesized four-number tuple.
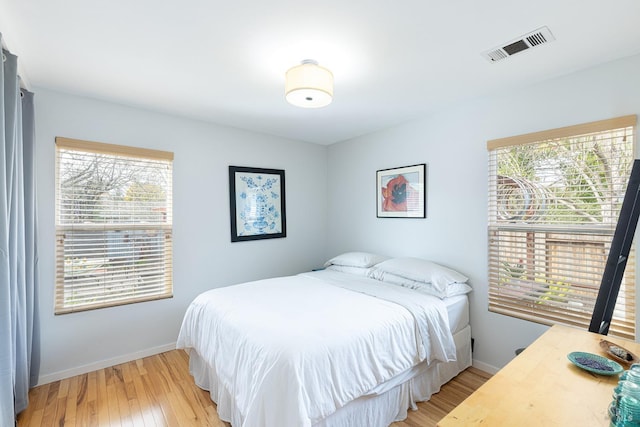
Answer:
(177, 254, 472, 427)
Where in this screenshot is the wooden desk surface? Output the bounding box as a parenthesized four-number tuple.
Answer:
(438, 324, 640, 426)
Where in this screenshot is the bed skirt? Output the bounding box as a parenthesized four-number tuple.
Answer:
(187, 324, 472, 426)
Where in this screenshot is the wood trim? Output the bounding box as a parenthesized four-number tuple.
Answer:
(54, 293, 173, 315)
(55, 137, 174, 161)
(487, 115, 637, 150)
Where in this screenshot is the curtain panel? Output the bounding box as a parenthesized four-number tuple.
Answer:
(0, 36, 40, 426)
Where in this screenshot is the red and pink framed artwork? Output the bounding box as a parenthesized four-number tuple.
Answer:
(376, 164, 426, 218)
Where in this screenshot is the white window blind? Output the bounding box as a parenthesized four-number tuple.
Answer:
(487, 116, 637, 339)
(55, 137, 173, 314)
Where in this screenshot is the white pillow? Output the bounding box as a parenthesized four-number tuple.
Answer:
(324, 252, 389, 268)
(379, 272, 472, 298)
(324, 265, 374, 276)
(370, 257, 468, 294)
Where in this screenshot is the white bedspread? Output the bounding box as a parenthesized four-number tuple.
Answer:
(176, 270, 455, 427)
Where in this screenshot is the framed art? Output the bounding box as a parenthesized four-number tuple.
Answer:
(376, 163, 426, 218)
(229, 166, 287, 242)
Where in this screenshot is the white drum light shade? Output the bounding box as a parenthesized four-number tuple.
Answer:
(285, 60, 333, 108)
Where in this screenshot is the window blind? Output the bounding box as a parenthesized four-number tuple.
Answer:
(487, 116, 637, 339)
(55, 137, 174, 314)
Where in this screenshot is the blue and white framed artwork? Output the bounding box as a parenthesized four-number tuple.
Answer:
(229, 166, 287, 242)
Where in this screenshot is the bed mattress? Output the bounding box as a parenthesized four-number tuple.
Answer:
(444, 294, 469, 335)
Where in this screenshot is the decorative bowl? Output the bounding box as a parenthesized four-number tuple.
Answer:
(567, 351, 623, 376)
(600, 339, 640, 365)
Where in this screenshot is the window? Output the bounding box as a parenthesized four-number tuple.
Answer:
(55, 137, 173, 314)
(487, 116, 636, 339)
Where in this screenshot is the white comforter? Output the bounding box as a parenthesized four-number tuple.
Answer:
(176, 270, 455, 427)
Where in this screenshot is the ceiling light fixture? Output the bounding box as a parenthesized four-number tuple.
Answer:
(285, 59, 333, 108)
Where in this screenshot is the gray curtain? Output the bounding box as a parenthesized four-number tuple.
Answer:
(0, 35, 40, 426)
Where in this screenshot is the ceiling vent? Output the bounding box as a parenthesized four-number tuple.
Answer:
(482, 26, 555, 62)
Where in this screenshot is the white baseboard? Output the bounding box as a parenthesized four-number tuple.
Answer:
(37, 342, 177, 385)
(471, 359, 500, 375)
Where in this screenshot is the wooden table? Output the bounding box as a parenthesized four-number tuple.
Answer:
(437, 324, 640, 426)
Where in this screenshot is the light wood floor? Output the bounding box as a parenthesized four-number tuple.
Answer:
(17, 350, 491, 427)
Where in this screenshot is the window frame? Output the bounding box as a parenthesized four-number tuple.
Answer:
(54, 137, 174, 314)
(487, 116, 637, 339)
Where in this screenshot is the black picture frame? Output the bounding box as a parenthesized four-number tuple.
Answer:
(376, 163, 426, 218)
(229, 166, 287, 242)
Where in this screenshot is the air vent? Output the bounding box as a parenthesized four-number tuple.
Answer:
(482, 26, 555, 62)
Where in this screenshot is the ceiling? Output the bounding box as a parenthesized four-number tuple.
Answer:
(1, 1, 640, 145)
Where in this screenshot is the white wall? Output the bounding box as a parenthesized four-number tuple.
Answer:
(34, 88, 328, 383)
(33, 52, 640, 382)
(327, 53, 640, 373)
